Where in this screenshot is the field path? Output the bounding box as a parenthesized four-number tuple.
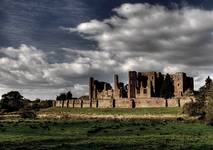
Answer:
(37, 113, 192, 120)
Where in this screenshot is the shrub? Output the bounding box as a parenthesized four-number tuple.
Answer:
(182, 101, 205, 117)
(205, 97, 213, 124)
(20, 110, 37, 119)
(0, 91, 28, 112)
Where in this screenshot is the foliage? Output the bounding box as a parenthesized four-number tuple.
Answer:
(205, 82, 213, 124)
(56, 91, 73, 101)
(197, 76, 212, 103)
(0, 91, 25, 112)
(66, 91, 72, 100)
(19, 110, 37, 119)
(182, 101, 205, 117)
(30, 99, 54, 111)
(183, 89, 194, 97)
(79, 95, 89, 100)
(183, 76, 213, 123)
(0, 91, 54, 113)
(39, 100, 54, 109)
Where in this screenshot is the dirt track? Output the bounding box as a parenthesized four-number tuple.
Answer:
(37, 113, 195, 121)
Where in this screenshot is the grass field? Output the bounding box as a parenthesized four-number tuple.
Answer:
(0, 119, 213, 149)
(0, 107, 212, 150)
(40, 107, 182, 115)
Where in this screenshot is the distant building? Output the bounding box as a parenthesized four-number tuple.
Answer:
(89, 71, 194, 100)
(56, 71, 194, 108)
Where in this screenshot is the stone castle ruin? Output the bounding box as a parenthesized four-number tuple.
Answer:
(90, 71, 193, 100)
(56, 71, 194, 108)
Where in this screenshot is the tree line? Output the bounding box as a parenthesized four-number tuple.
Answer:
(0, 91, 53, 113)
(56, 91, 73, 101)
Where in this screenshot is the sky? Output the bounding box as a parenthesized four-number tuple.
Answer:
(0, 0, 213, 99)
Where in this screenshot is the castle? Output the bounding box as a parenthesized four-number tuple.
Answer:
(90, 71, 194, 100)
(56, 71, 194, 108)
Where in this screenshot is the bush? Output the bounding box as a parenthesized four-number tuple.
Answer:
(20, 110, 37, 119)
(39, 100, 53, 109)
(182, 101, 205, 117)
(0, 91, 26, 112)
(206, 97, 213, 124)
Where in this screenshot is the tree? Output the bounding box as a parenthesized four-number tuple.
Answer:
(204, 77, 213, 123)
(79, 95, 89, 100)
(56, 93, 67, 101)
(183, 76, 213, 120)
(66, 91, 72, 100)
(56, 91, 73, 101)
(0, 91, 25, 112)
(206, 93, 213, 124)
(205, 76, 212, 90)
(39, 100, 54, 108)
(195, 76, 213, 108)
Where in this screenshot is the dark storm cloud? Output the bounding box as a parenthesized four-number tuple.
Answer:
(0, 0, 96, 52)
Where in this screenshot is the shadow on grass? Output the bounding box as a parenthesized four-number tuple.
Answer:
(1, 139, 213, 150)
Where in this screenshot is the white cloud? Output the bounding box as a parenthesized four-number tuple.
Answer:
(67, 3, 213, 90)
(0, 44, 91, 99)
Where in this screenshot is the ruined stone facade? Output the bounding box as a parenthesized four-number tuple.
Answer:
(89, 71, 194, 101)
(89, 77, 114, 101)
(56, 71, 194, 108)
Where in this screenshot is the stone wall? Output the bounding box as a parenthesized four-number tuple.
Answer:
(98, 99, 113, 108)
(116, 99, 131, 108)
(55, 100, 63, 107)
(83, 100, 91, 108)
(167, 99, 179, 107)
(55, 96, 193, 108)
(135, 98, 166, 108)
(74, 100, 82, 108)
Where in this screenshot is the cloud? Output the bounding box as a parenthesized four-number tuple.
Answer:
(66, 3, 213, 89)
(0, 44, 89, 99)
(1, 3, 213, 99)
(0, 44, 165, 99)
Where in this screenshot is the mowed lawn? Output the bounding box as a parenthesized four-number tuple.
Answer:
(0, 119, 213, 149)
(40, 107, 182, 116)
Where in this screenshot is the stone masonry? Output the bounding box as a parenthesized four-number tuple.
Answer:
(56, 71, 194, 108)
(89, 71, 194, 101)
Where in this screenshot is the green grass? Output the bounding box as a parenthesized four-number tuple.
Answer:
(0, 119, 213, 149)
(0, 108, 207, 149)
(41, 107, 182, 116)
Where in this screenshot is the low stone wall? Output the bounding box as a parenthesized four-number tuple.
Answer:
(98, 99, 113, 108)
(82, 100, 91, 108)
(91, 100, 98, 108)
(55, 100, 63, 107)
(167, 99, 178, 107)
(55, 97, 194, 108)
(116, 99, 131, 108)
(74, 100, 82, 108)
(136, 98, 166, 108)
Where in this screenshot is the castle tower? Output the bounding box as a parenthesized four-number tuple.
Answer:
(128, 71, 137, 98)
(93, 83, 97, 100)
(114, 74, 119, 99)
(147, 80, 152, 98)
(172, 72, 185, 97)
(89, 77, 94, 100)
(147, 72, 157, 96)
